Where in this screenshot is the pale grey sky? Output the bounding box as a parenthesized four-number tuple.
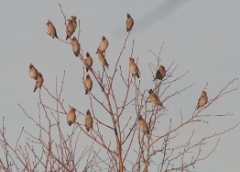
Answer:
(0, 1, 240, 171)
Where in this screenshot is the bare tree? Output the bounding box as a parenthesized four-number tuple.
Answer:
(0, 4, 239, 172)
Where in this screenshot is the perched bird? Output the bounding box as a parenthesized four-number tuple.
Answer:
(126, 13, 134, 32)
(153, 65, 166, 81)
(71, 16, 77, 32)
(96, 36, 108, 54)
(66, 19, 74, 40)
(29, 63, 38, 80)
(84, 74, 93, 94)
(129, 57, 140, 78)
(97, 50, 109, 69)
(197, 91, 208, 109)
(71, 37, 80, 57)
(33, 72, 44, 92)
(148, 89, 163, 106)
(138, 116, 150, 136)
(85, 109, 93, 132)
(67, 107, 76, 126)
(84, 52, 93, 72)
(46, 20, 58, 39)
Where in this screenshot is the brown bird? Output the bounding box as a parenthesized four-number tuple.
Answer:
(84, 74, 93, 94)
(46, 20, 58, 39)
(126, 13, 134, 32)
(129, 57, 140, 78)
(29, 63, 38, 80)
(84, 52, 93, 72)
(97, 50, 109, 69)
(85, 109, 93, 132)
(71, 16, 77, 32)
(67, 107, 76, 126)
(66, 19, 74, 40)
(153, 65, 166, 81)
(33, 72, 44, 92)
(138, 115, 150, 136)
(96, 36, 108, 54)
(71, 37, 80, 57)
(197, 91, 208, 109)
(148, 89, 163, 106)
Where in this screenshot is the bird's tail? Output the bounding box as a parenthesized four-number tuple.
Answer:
(66, 36, 69, 40)
(137, 73, 140, 78)
(147, 131, 151, 138)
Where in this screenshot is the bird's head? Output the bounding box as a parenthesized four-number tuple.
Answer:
(46, 20, 51, 25)
(129, 57, 134, 62)
(148, 89, 153, 94)
(160, 65, 165, 70)
(202, 91, 207, 96)
(72, 37, 77, 41)
(69, 106, 75, 111)
(86, 109, 91, 115)
(71, 16, 77, 21)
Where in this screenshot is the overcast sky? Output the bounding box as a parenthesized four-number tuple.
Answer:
(0, 0, 240, 171)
